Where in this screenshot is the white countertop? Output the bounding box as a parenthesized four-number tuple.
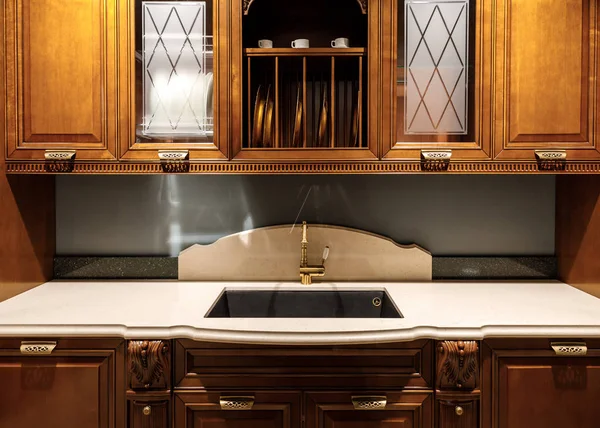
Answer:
(0, 281, 599, 344)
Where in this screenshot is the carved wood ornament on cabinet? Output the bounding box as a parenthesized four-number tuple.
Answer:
(437, 340, 479, 390)
(128, 340, 170, 390)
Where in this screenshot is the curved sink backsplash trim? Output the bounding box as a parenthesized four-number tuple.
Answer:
(178, 224, 432, 281)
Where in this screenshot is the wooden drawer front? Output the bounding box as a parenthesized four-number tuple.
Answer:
(175, 340, 433, 389)
(436, 398, 478, 428)
(174, 391, 301, 428)
(305, 391, 433, 428)
(129, 400, 169, 428)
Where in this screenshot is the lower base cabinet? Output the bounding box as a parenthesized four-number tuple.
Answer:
(4, 338, 600, 428)
(0, 339, 125, 428)
(173, 391, 301, 428)
(483, 339, 600, 428)
(129, 400, 169, 428)
(306, 392, 433, 428)
(436, 397, 479, 428)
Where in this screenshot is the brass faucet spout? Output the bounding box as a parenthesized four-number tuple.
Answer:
(298, 222, 327, 285)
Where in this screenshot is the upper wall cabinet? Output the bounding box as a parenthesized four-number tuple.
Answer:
(230, 0, 380, 161)
(4, 0, 121, 161)
(380, 0, 492, 161)
(492, 0, 600, 161)
(120, 0, 230, 161)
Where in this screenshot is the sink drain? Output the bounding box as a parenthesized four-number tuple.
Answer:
(372, 297, 382, 307)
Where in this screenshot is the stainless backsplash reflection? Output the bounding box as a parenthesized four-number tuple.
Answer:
(56, 175, 555, 256)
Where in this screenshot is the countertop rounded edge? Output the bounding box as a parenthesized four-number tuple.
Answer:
(1, 324, 600, 345)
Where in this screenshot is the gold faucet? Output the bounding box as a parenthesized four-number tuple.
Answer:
(299, 221, 329, 285)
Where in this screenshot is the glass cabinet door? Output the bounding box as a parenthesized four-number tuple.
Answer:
(381, 0, 490, 160)
(121, 0, 228, 161)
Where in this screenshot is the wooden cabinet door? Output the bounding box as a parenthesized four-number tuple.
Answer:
(436, 398, 478, 428)
(173, 391, 301, 428)
(4, 0, 120, 161)
(492, 0, 600, 161)
(380, 0, 492, 162)
(119, 0, 229, 162)
(0, 339, 125, 428)
(305, 391, 433, 428)
(129, 400, 169, 428)
(483, 342, 600, 428)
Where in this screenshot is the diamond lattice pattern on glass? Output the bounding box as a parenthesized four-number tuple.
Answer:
(405, 0, 468, 134)
(143, 2, 213, 136)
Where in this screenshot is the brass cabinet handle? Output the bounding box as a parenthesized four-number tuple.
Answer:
(455, 406, 464, 416)
(219, 396, 255, 410)
(351, 396, 387, 410)
(44, 150, 76, 161)
(551, 342, 587, 356)
(142, 406, 152, 416)
(20, 341, 57, 355)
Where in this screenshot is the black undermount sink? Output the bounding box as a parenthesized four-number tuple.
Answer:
(205, 290, 403, 318)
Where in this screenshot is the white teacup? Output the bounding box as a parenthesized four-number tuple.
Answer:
(258, 39, 273, 48)
(331, 37, 350, 48)
(291, 39, 310, 48)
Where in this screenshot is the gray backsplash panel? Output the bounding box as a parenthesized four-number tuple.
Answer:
(56, 175, 555, 256)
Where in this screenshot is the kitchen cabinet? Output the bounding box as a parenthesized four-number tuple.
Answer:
(491, 0, 600, 162)
(174, 391, 301, 428)
(306, 391, 433, 428)
(0, 338, 125, 428)
(129, 400, 169, 428)
(119, 0, 230, 163)
(4, 0, 122, 162)
(230, 0, 380, 162)
(482, 339, 600, 428)
(3, 337, 600, 428)
(380, 0, 493, 164)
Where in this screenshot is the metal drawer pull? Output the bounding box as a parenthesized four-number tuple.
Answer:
(158, 150, 189, 161)
(351, 396, 387, 410)
(551, 342, 587, 356)
(455, 406, 464, 416)
(44, 150, 76, 161)
(20, 341, 57, 355)
(143, 406, 152, 416)
(220, 396, 255, 410)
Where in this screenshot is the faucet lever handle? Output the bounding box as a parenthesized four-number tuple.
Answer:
(322, 246, 330, 264)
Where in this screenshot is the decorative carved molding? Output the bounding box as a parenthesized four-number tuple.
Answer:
(356, 0, 367, 14)
(128, 340, 170, 390)
(6, 160, 600, 175)
(244, 0, 366, 15)
(242, 0, 253, 15)
(436, 340, 479, 390)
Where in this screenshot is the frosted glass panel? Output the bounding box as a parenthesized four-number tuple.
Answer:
(405, 0, 468, 134)
(142, 1, 213, 136)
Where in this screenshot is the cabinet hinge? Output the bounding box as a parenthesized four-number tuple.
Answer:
(44, 150, 76, 173)
(535, 150, 567, 171)
(421, 150, 452, 172)
(158, 150, 190, 173)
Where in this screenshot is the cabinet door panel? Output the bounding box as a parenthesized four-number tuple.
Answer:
(129, 400, 169, 428)
(493, 0, 600, 160)
(0, 351, 122, 427)
(380, 0, 492, 161)
(436, 399, 478, 428)
(306, 392, 433, 428)
(120, 0, 229, 161)
(496, 357, 600, 428)
(5, 0, 118, 160)
(173, 391, 301, 428)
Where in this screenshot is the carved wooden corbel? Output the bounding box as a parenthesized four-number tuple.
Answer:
(128, 340, 170, 390)
(436, 340, 479, 390)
